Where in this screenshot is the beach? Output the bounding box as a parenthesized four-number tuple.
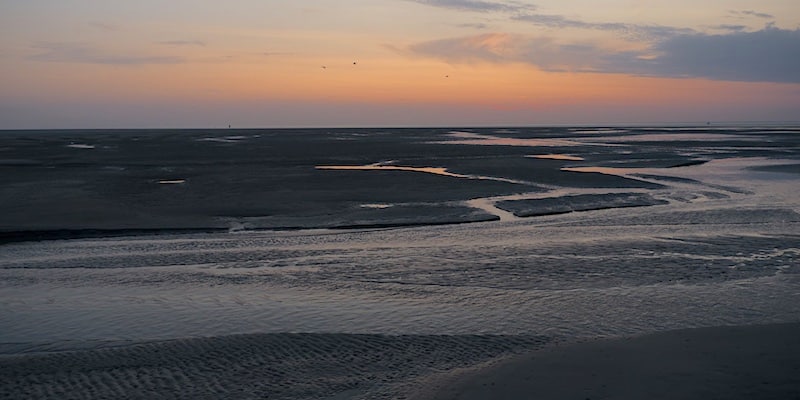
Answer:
(3, 324, 799, 399)
(1, 126, 799, 399)
(418, 323, 800, 400)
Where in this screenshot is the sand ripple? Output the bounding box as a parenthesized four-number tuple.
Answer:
(0, 333, 548, 400)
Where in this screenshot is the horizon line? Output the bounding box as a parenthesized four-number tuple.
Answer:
(3, 120, 800, 131)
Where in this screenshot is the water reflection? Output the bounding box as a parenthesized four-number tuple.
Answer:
(464, 188, 652, 222)
(562, 166, 627, 175)
(439, 131, 582, 147)
(563, 158, 798, 179)
(529, 154, 585, 161)
(560, 166, 668, 187)
(568, 129, 631, 134)
(316, 163, 533, 185)
(559, 159, 791, 195)
(360, 204, 393, 209)
(465, 198, 518, 222)
(197, 136, 248, 143)
(317, 164, 467, 178)
(580, 133, 757, 143)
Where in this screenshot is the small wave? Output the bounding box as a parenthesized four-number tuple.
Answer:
(196, 136, 247, 143)
(360, 203, 394, 209)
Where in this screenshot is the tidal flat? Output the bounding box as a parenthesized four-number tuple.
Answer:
(1, 126, 799, 399)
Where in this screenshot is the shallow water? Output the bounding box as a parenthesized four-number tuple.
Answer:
(2, 128, 800, 354)
(2, 175, 798, 353)
(1, 126, 799, 399)
(316, 163, 532, 185)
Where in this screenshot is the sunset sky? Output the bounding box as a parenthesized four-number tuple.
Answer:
(2, 0, 799, 128)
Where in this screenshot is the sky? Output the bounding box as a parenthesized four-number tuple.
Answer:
(1, 0, 799, 128)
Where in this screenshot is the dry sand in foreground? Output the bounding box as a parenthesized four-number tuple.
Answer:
(418, 323, 800, 400)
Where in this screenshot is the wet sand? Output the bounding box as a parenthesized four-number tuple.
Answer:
(418, 323, 800, 400)
(7, 126, 790, 240)
(2, 126, 799, 399)
(2, 324, 798, 399)
(0, 333, 550, 400)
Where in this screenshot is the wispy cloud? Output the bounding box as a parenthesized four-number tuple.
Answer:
(457, 22, 491, 30)
(710, 24, 748, 32)
(158, 40, 206, 47)
(407, 27, 800, 83)
(729, 10, 775, 20)
(29, 42, 184, 65)
(407, 0, 536, 13)
(409, 33, 519, 63)
(408, 33, 624, 72)
(512, 13, 695, 41)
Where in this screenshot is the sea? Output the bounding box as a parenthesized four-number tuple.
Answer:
(1, 126, 799, 399)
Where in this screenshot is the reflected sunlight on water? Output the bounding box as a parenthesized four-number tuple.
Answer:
(439, 131, 585, 147)
(316, 163, 533, 185)
(529, 154, 585, 161)
(316, 164, 467, 178)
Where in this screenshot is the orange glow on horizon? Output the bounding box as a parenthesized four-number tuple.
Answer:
(10, 54, 797, 118)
